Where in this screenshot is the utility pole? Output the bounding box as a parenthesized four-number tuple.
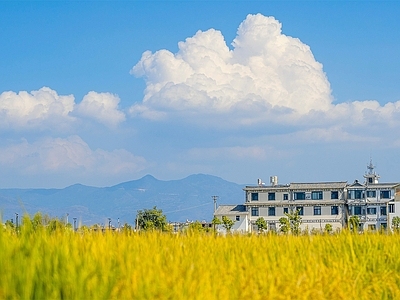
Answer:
(212, 196, 219, 213)
(73, 218, 77, 232)
(108, 218, 111, 231)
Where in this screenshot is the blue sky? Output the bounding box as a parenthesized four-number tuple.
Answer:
(0, 1, 399, 188)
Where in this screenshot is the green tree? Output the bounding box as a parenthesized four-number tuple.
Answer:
(187, 221, 205, 233)
(221, 216, 235, 233)
(392, 216, 400, 232)
(349, 216, 360, 233)
(211, 216, 222, 233)
(279, 209, 302, 235)
(324, 223, 333, 234)
(47, 218, 64, 233)
(279, 217, 290, 234)
(255, 217, 268, 233)
(4, 219, 15, 232)
(136, 206, 168, 231)
(120, 223, 133, 235)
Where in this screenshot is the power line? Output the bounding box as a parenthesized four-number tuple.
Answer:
(164, 201, 213, 214)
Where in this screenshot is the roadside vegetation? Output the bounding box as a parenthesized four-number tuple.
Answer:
(1, 213, 400, 299)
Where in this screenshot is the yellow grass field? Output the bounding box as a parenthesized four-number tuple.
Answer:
(1, 222, 400, 299)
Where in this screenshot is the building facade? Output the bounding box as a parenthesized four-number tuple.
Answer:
(214, 162, 400, 233)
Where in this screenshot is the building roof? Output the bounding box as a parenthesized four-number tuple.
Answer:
(289, 182, 348, 189)
(347, 180, 400, 189)
(245, 181, 348, 190)
(214, 205, 247, 215)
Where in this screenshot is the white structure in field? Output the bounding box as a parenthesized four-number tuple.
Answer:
(214, 162, 400, 233)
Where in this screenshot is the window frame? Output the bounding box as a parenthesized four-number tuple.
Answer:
(268, 207, 276, 216)
(313, 206, 321, 215)
(380, 190, 391, 199)
(251, 192, 259, 201)
(380, 206, 387, 216)
(311, 191, 323, 200)
(354, 206, 362, 215)
(251, 207, 259, 216)
(331, 206, 339, 215)
(294, 192, 306, 200)
(296, 206, 304, 216)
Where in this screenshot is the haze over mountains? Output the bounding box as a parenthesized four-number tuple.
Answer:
(0, 174, 244, 226)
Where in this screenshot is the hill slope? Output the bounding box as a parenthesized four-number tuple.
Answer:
(0, 174, 244, 225)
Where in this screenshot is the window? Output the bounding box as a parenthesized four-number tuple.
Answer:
(381, 191, 391, 199)
(251, 193, 259, 201)
(294, 192, 306, 200)
(235, 216, 240, 221)
(283, 193, 289, 200)
(331, 206, 339, 215)
(354, 206, 362, 215)
(367, 207, 377, 215)
(311, 191, 323, 200)
(366, 190, 376, 197)
(368, 224, 376, 231)
(296, 206, 304, 216)
(268, 207, 276, 216)
(389, 204, 395, 213)
(380, 206, 387, 216)
(251, 207, 259, 216)
(348, 190, 364, 199)
(368, 177, 373, 184)
(331, 191, 339, 199)
(283, 207, 289, 214)
(268, 192, 276, 201)
(314, 206, 321, 215)
(381, 223, 387, 230)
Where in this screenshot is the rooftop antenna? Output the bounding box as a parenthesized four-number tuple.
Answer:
(364, 158, 379, 184)
(367, 158, 375, 175)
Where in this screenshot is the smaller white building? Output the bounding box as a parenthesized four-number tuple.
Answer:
(213, 205, 249, 234)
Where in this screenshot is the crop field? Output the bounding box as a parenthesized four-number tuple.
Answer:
(1, 221, 400, 299)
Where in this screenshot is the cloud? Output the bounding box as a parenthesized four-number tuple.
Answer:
(75, 91, 126, 127)
(0, 87, 127, 131)
(0, 135, 146, 176)
(131, 13, 332, 125)
(131, 12, 400, 139)
(0, 87, 75, 130)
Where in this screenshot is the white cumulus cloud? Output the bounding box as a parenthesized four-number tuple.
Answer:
(131, 13, 332, 124)
(75, 91, 126, 127)
(0, 87, 75, 129)
(0, 87, 127, 131)
(130, 12, 400, 141)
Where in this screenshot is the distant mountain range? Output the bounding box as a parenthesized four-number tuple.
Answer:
(0, 174, 245, 226)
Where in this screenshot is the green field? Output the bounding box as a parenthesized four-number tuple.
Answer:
(1, 219, 400, 299)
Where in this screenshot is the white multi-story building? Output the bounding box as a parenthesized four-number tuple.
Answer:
(214, 162, 400, 233)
